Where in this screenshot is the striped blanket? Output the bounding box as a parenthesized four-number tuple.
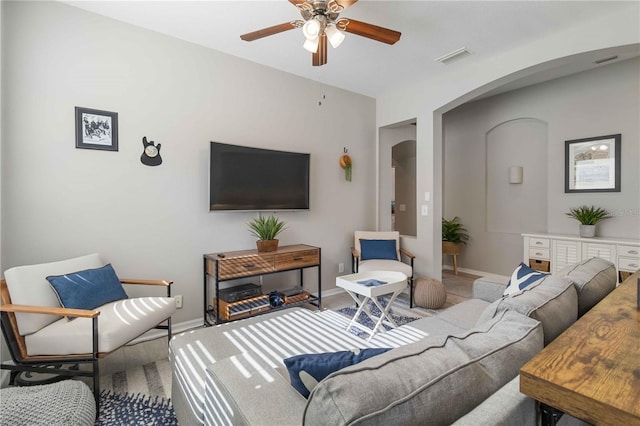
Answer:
(170, 307, 428, 425)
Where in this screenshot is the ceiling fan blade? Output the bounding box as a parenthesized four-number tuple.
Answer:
(312, 35, 328, 66)
(240, 22, 299, 42)
(342, 19, 401, 45)
(288, 0, 307, 7)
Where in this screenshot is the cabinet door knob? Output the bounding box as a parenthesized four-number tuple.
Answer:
(629, 250, 638, 255)
(629, 263, 639, 268)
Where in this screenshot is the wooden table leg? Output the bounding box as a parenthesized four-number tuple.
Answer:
(452, 254, 458, 275)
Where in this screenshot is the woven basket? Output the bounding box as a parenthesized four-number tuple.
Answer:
(442, 241, 462, 255)
(414, 278, 447, 309)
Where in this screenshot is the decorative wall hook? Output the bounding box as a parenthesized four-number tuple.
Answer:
(340, 151, 352, 182)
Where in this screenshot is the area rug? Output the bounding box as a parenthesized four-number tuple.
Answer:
(100, 359, 172, 399)
(96, 391, 177, 425)
(336, 297, 420, 338)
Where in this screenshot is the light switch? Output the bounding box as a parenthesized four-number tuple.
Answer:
(399, 204, 406, 212)
(421, 205, 429, 216)
(424, 192, 431, 202)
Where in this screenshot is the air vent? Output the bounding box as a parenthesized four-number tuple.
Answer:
(594, 55, 618, 64)
(435, 47, 471, 64)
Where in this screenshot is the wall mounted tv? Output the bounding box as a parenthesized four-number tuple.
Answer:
(209, 142, 310, 211)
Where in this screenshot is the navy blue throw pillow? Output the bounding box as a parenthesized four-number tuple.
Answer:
(47, 264, 128, 317)
(503, 262, 547, 296)
(359, 239, 398, 261)
(284, 348, 391, 398)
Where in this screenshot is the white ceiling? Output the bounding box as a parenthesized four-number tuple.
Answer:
(61, 1, 639, 98)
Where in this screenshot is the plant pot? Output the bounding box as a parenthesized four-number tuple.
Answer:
(442, 241, 462, 255)
(256, 239, 279, 252)
(579, 225, 596, 238)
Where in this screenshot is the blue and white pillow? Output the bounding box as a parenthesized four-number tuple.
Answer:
(503, 263, 546, 297)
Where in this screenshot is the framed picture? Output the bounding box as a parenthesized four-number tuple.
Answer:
(75, 107, 118, 151)
(565, 134, 621, 193)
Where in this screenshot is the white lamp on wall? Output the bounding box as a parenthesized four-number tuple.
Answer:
(508, 166, 523, 184)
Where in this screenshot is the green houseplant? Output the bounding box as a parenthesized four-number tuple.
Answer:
(248, 215, 287, 252)
(566, 205, 611, 237)
(442, 216, 470, 255)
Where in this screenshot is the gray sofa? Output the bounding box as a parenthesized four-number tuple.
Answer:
(170, 257, 616, 425)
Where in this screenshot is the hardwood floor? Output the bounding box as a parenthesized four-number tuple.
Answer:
(440, 269, 478, 308)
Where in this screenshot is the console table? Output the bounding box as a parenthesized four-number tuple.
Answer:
(523, 233, 640, 281)
(520, 271, 640, 425)
(203, 244, 321, 325)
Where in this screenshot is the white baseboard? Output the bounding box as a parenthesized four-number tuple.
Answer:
(311, 287, 345, 298)
(442, 265, 493, 277)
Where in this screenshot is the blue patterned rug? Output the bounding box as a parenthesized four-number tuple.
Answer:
(336, 297, 419, 338)
(97, 391, 177, 425)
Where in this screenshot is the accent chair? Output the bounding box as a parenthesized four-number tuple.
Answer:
(351, 231, 416, 307)
(0, 253, 176, 413)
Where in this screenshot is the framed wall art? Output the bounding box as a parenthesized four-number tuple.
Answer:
(565, 134, 621, 193)
(75, 107, 118, 151)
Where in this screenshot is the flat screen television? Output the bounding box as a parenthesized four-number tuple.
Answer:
(210, 142, 310, 211)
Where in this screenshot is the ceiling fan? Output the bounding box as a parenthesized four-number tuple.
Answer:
(240, 0, 401, 66)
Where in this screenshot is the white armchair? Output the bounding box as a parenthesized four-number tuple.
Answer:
(0, 253, 176, 413)
(351, 231, 416, 307)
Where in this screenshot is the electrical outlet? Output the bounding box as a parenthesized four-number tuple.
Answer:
(338, 263, 344, 273)
(175, 295, 183, 309)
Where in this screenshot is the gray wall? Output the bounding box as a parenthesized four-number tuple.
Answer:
(443, 58, 640, 275)
(1, 0, 377, 331)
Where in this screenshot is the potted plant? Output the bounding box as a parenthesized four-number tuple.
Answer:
(566, 205, 611, 238)
(442, 216, 470, 255)
(248, 215, 287, 252)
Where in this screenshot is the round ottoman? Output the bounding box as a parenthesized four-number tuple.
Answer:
(414, 277, 447, 309)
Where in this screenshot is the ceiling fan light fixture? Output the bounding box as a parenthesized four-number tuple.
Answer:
(325, 25, 345, 48)
(240, 0, 401, 67)
(303, 36, 319, 53)
(303, 19, 321, 40)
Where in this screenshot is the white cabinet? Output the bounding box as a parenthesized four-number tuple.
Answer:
(617, 245, 640, 278)
(552, 239, 581, 274)
(523, 233, 640, 281)
(583, 242, 616, 264)
(528, 237, 550, 261)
